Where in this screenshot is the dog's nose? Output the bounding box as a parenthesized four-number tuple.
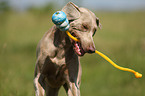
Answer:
(87, 46, 95, 53)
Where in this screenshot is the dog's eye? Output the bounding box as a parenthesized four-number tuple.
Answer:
(82, 24, 89, 31)
(92, 29, 96, 36)
(82, 24, 88, 29)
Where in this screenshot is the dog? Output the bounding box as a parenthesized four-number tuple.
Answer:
(34, 2, 101, 96)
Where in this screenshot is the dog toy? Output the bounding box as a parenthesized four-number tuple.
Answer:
(52, 11, 70, 31)
(52, 11, 142, 78)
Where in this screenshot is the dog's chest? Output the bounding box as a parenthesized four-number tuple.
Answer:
(51, 57, 65, 66)
(50, 48, 66, 65)
(44, 50, 67, 88)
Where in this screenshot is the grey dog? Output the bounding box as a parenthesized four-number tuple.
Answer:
(34, 2, 101, 96)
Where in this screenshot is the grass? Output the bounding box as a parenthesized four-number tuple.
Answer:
(0, 11, 145, 96)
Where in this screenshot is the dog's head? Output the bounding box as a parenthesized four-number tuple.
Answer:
(62, 2, 101, 56)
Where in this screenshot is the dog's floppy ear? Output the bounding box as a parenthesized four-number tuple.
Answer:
(96, 17, 102, 29)
(62, 2, 81, 20)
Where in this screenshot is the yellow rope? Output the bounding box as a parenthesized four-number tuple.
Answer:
(66, 31, 142, 78)
(95, 50, 142, 78)
(66, 31, 80, 42)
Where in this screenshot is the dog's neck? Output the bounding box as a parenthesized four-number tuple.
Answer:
(52, 26, 72, 49)
(49, 26, 77, 62)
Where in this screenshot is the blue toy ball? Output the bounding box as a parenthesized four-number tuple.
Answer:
(52, 11, 67, 25)
(52, 11, 70, 31)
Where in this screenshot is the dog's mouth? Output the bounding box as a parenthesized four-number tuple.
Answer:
(71, 33, 85, 56)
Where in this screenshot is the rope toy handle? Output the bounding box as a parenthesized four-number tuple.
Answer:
(52, 11, 142, 78)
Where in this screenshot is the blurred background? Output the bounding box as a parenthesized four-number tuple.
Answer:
(0, 0, 145, 96)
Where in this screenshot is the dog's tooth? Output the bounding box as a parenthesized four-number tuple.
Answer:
(74, 42, 82, 55)
(76, 43, 79, 48)
(78, 48, 80, 52)
(78, 51, 81, 55)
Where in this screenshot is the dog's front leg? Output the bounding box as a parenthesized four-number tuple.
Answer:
(67, 82, 80, 96)
(34, 73, 45, 96)
(64, 55, 82, 96)
(63, 78, 80, 96)
(64, 71, 81, 96)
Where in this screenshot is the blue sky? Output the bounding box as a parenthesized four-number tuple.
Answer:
(8, 0, 145, 11)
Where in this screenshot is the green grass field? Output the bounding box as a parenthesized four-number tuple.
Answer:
(0, 11, 145, 96)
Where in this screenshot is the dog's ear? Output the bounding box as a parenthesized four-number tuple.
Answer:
(93, 17, 102, 36)
(62, 2, 81, 20)
(96, 17, 102, 29)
